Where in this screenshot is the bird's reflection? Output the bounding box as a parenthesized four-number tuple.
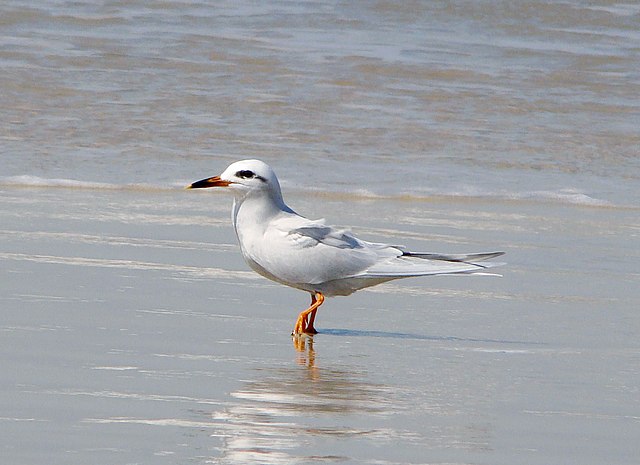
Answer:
(209, 337, 397, 464)
(292, 334, 316, 370)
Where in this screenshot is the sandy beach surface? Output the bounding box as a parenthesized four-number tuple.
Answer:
(2, 186, 638, 464)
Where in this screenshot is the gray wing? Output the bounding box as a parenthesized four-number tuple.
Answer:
(290, 225, 364, 250)
(267, 220, 400, 285)
(281, 215, 504, 279)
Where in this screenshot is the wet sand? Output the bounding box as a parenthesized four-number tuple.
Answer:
(2, 186, 638, 464)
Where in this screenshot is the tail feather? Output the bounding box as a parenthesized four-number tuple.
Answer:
(401, 251, 505, 263)
(358, 251, 505, 279)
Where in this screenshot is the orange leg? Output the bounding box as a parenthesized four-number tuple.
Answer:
(306, 307, 318, 334)
(293, 292, 325, 335)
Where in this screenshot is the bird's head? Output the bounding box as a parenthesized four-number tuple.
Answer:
(187, 159, 284, 202)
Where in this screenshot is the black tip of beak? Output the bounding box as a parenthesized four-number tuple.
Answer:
(186, 178, 210, 189)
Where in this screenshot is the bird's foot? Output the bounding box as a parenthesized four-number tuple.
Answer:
(292, 314, 318, 335)
(292, 326, 317, 336)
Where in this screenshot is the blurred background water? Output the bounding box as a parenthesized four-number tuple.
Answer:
(1, 0, 639, 206)
(1, 1, 639, 464)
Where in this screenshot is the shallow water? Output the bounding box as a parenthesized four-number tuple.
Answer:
(2, 186, 638, 464)
(2, 0, 639, 206)
(1, 1, 640, 464)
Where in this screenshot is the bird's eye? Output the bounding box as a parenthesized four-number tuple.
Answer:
(236, 170, 255, 179)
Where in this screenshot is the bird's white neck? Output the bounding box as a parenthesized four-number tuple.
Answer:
(231, 190, 293, 242)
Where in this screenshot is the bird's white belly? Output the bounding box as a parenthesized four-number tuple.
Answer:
(242, 246, 395, 296)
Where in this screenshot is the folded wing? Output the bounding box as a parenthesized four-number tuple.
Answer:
(287, 220, 504, 279)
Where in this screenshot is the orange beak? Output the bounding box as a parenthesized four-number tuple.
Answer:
(186, 176, 231, 189)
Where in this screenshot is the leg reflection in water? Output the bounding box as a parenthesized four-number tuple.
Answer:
(292, 334, 317, 372)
